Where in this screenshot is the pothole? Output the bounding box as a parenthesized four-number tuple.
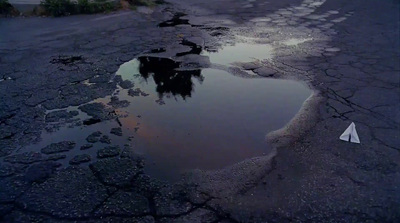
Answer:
(112, 56, 311, 181)
(18, 51, 310, 182)
(9, 15, 320, 181)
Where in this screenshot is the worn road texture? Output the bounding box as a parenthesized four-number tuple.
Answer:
(0, 0, 399, 222)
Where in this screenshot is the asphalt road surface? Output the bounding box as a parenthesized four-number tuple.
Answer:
(0, 0, 399, 222)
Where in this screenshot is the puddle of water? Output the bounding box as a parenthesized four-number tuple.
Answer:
(17, 40, 311, 182)
(19, 56, 311, 182)
(203, 43, 273, 66)
(115, 61, 310, 181)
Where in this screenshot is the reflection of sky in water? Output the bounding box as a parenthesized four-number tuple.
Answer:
(203, 43, 273, 65)
(21, 54, 311, 181)
(117, 59, 140, 82)
(21, 57, 311, 182)
(115, 59, 311, 180)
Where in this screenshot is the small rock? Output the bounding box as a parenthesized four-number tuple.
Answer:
(69, 154, 91, 165)
(45, 110, 78, 123)
(110, 127, 123, 136)
(108, 96, 130, 108)
(86, 131, 102, 143)
(41, 141, 76, 154)
(97, 146, 121, 158)
(155, 99, 165, 105)
(78, 103, 115, 120)
(46, 154, 67, 161)
(119, 80, 134, 89)
(99, 135, 111, 144)
(128, 88, 142, 97)
(80, 144, 94, 150)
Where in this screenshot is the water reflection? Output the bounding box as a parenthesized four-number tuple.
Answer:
(158, 12, 189, 27)
(137, 56, 203, 99)
(176, 39, 203, 56)
(203, 43, 273, 66)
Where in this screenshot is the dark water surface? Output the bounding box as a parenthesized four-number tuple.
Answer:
(112, 57, 311, 180)
(21, 48, 311, 182)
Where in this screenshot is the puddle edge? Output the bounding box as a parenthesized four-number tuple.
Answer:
(182, 91, 323, 189)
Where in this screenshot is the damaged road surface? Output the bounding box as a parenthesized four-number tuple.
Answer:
(0, 0, 399, 222)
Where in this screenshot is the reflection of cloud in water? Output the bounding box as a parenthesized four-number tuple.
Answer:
(112, 66, 312, 180)
(203, 43, 273, 66)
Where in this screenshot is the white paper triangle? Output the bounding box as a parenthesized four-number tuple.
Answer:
(339, 122, 360, 143)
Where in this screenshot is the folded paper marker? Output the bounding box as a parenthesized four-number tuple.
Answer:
(339, 122, 360, 143)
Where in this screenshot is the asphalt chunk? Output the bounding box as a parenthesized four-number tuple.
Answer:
(69, 154, 91, 165)
(97, 146, 121, 158)
(41, 141, 76, 154)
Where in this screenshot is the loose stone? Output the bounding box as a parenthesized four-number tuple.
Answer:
(99, 135, 111, 144)
(97, 146, 121, 158)
(80, 144, 94, 150)
(86, 131, 102, 143)
(69, 154, 91, 165)
(41, 141, 76, 154)
(110, 127, 123, 136)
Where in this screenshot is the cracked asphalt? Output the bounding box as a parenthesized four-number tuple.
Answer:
(0, 0, 399, 222)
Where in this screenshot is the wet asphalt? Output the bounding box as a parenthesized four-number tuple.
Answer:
(0, 0, 399, 222)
